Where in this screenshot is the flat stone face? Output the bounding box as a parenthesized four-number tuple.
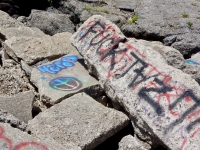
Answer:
(27, 93, 129, 150)
(0, 10, 24, 28)
(118, 135, 151, 150)
(0, 91, 34, 123)
(4, 32, 79, 65)
(31, 55, 103, 105)
(0, 122, 78, 150)
(0, 26, 47, 39)
(71, 15, 200, 150)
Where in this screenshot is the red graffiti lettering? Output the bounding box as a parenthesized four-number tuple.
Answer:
(0, 126, 48, 150)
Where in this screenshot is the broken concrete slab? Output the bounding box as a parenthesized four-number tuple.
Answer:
(0, 109, 27, 131)
(0, 122, 80, 150)
(4, 32, 79, 65)
(0, 26, 47, 40)
(0, 91, 34, 123)
(31, 55, 103, 105)
(118, 135, 151, 150)
(27, 93, 129, 150)
(0, 10, 24, 28)
(0, 59, 34, 96)
(71, 15, 200, 150)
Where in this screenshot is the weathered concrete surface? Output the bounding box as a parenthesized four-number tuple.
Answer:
(4, 32, 79, 65)
(0, 109, 27, 131)
(0, 91, 34, 123)
(71, 15, 200, 150)
(0, 122, 79, 150)
(0, 59, 34, 96)
(27, 93, 129, 150)
(128, 38, 200, 84)
(31, 55, 103, 105)
(0, 26, 47, 40)
(118, 135, 151, 150)
(0, 10, 24, 28)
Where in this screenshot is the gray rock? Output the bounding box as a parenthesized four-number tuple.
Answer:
(118, 135, 151, 150)
(27, 93, 129, 150)
(71, 15, 200, 150)
(120, 0, 200, 56)
(25, 9, 75, 35)
(4, 32, 79, 65)
(0, 59, 34, 96)
(0, 91, 34, 123)
(0, 122, 77, 150)
(31, 54, 103, 105)
(80, 10, 126, 28)
(0, 109, 27, 131)
(58, 0, 129, 28)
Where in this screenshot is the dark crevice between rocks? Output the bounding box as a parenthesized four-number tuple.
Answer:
(183, 47, 200, 59)
(119, 8, 134, 12)
(0, 44, 3, 66)
(78, 0, 107, 5)
(123, 29, 165, 43)
(0, 33, 6, 42)
(94, 122, 134, 150)
(32, 105, 42, 118)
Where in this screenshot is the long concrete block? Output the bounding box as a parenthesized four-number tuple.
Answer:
(71, 15, 200, 150)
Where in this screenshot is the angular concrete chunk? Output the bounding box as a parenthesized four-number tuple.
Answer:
(71, 15, 200, 150)
(0, 26, 47, 39)
(0, 91, 34, 123)
(4, 32, 79, 65)
(31, 55, 103, 105)
(0, 10, 24, 28)
(0, 123, 78, 150)
(27, 93, 129, 150)
(118, 135, 151, 150)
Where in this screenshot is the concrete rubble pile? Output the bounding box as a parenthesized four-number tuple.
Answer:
(0, 1, 200, 148)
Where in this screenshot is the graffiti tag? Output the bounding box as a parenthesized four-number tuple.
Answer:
(49, 77, 82, 91)
(38, 56, 78, 74)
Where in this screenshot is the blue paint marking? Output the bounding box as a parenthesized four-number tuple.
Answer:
(185, 60, 200, 65)
(40, 76, 46, 80)
(38, 56, 78, 74)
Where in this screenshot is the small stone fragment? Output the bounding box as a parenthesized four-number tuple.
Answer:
(118, 135, 151, 150)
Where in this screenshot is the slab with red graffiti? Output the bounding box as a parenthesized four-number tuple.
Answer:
(0, 123, 65, 150)
(71, 15, 200, 150)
